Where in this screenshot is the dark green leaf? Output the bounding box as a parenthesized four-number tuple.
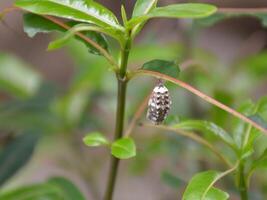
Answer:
(161, 171, 183, 189)
(0, 183, 62, 200)
(0, 177, 85, 200)
(16, 0, 123, 31)
(182, 171, 229, 200)
(111, 138, 136, 159)
(251, 148, 267, 171)
(83, 132, 109, 147)
(173, 120, 235, 148)
(23, 14, 109, 55)
(48, 177, 86, 200)
(129, 3, 217, 27)
(141, 59, 180, 78)
(0, 132, 39, 186)
(0, 53, 42, 98)
(23, 13, 64, 37)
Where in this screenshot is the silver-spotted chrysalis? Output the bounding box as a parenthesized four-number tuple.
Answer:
(147, 79, 172, 125)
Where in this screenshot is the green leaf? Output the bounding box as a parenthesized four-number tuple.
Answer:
(128, 3, 217, 27)
(0, 183, 62, 200)
(47, 24, 109, 55)
(23, 14, 109, 55)
(161, 171, 183, 189)
(141, 59, 180, 78)
(83, 132, 109, 147)
(173, 120, 235, 149)
(251, 148, 267, 171)
(182, 171, 229, 200)
(0, 132, 39, 186)
(111, 138, 136, 159)
(131, 0, 158, 36)
(132, 0, 158, 17)
(48, 177, 86, 200)
(16, 0, 123, 31)
(0, 177, 85, 200)
(0, 53, 42, 98)
(23, 13, 65, 37)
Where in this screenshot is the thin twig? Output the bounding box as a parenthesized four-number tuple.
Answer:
(143, 123, 232, 168)
(125, 93, 151, 137)
(132, 70, 267, 135)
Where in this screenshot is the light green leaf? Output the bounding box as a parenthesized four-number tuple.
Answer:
(0, 53, 42, 98)
(131, 0, 158, 36)
(83, 132, 109, 147)
(23, 13, 109, 55)
(111, 138, 136, 159)
(16, 0, 124, 31)
(182, 171, 229, 200)
(132, 0, 158, 17)
(141, 59, 180, 78)
(47, 24, 109, 55)
(128, 3, 217, 28)
(173, 120, 235, 149)
(0, 132, 39, 186)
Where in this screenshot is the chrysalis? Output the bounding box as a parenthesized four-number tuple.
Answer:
(147, 79, 172, 125)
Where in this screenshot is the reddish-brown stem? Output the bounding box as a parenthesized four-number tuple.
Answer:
(132, 70, 267, 135)
(125, 93, 151, 137)
(42, 15, 117, 67)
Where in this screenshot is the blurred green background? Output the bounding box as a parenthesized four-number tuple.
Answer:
(0, 0, 267, 200)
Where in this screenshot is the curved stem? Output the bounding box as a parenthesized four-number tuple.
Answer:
(144, 123, 233, 168)
(131, 70, 267, 135)
(104, 38, 131, 200)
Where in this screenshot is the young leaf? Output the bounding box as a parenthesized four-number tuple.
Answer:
(0, 53, 42, 98)
(15, 0, 124, 31)
(23, 14, 109, 55)
(83, 132, 109, 147)
(182, 171, 229, 200)
(131, 0, 158, 36)
(0, 132, 39, 186)
(141, 59, 180, 78)
(128, 3, 217, 28)
(173, 120, 235, 149)
(132, 0, 158, 17)
(111, 138, 136, 159)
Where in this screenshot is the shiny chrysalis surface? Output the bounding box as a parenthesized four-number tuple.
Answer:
(146, 80, 172, 125)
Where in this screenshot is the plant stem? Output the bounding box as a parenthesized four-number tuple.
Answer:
(237, 162, 248, 200)
(104, 38, 131, 200)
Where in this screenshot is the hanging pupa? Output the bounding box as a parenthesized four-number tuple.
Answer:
(146, 79, 172, 125)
